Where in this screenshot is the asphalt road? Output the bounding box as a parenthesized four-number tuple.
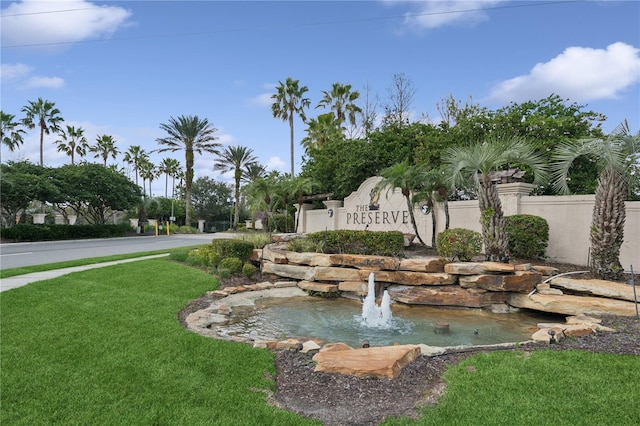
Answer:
(0, 233, 234, 269)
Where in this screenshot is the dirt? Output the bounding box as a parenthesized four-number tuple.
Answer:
(177, 247, 640, 426)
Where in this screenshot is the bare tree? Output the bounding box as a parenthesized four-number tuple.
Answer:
(382, 72, 416, 127)
(359, 82, 379, 138)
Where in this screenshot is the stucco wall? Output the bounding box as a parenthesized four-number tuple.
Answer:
(298, 177, 639, 270)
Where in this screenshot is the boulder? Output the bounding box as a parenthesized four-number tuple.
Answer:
(549, 277, 638, 302)
(338, 281, 368, 295)
(398, 257, 446, 273)
(387, 285, 509, 308)
(285, 251, 333, 267)
(258, 246, 289, 264)
(297, 281, 339, 293)
(445, 262, 515, 275)
(312, 344, 421, 378)
(508, 293, 638, 316)
(314, 266, 361, 282)
(361, 270, 457, 286)
(459, 271, 541, 293)
(328, 253, 400, 271)
(262, 263, 315, 281)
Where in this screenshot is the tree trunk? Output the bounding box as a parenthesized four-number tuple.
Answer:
(590, 168, 626, 280)
(478, 180, 509, 262)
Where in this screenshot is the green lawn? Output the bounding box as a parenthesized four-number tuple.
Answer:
(2, 257, 639, 425)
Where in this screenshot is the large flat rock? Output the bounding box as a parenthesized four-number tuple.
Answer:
(549, 277, 638, 302)
(312, 344, 421, 379)
(509, 293, 638, 316)
(388, 285, 509, 308)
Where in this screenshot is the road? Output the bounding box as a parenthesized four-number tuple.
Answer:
(0, 233, 234, 269)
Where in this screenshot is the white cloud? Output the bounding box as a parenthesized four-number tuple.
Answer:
(488, 42, 640, 103)
(1, 0, 132, 48)
(0, 63, 32, 80)
(390, 0, 504, 31)
(265, 156, 286, 172)
(250, 92, 274, 107)
(25, 76, 65, 89)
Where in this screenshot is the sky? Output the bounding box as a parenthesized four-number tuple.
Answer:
(1, 0, 639, 198)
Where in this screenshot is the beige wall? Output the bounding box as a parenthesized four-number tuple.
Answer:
(298, 177, 639, 270)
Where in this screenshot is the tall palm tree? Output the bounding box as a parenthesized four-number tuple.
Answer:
(21, 98, 64, 166)
(551, 121, 639, 280)
(90, 134, 119, 166)
(159, 158, 181, 198)
(157, 115, 220, 226)
(316, 82, 362, 129)
(412, 166, 451, 247)
(139, 158, 157, 198)
(213, 145, 258, 230)
(55, 125, 88, 165)
(444, 136, 548, 262)
(245, 172, 278, 231)
(242, 162, 267, 184)
(271, 77, 310, 177)
(1, 111, 26, 159)
(123, 145, 148, 187)
(376, 160, 428, 246)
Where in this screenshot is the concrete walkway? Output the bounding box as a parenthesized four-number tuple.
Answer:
(0, 254, 170, 292)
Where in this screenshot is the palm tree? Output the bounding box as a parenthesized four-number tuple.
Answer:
(376, 160, 428, 246)
(551, 121, 639, 280)
(0, 111, 25, 161)
(55, 125, 88, 165)
(301, 112, 343, 151)
(90, 134, 119, 166)
(123, 145, 148, 187)
(159, 158, 181, 198)
(213, 145, 258, 230)
(139, 158, 157, 198)
(444, 136, 548, 262)
(242, 162, 267, 184)
(21, 98, 64, 166)
(157, 115, 220, 226)
(316, 82, 362, 129)
(245, 172, 278, 231)
(271, 77, 310, 177)
(413, 166, 451, 247)
(290, 176, 319, 232)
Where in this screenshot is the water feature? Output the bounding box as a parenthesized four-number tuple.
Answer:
(216, 273, 550, 347)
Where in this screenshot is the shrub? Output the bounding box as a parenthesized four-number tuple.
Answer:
(236, 233, 271, 249)
(217, 268, 231, 280)
(269, 214, 295, 233)
(436, 228, 482, 262)
(287, 237, 323, 253)
(505, 215, 549, 259)
(306, 230, 404, 257)
(210, 239, 254, 262)
(242, 263, 257, 278)
(0, 223, 132, 242)
(178, 225, 197, 234)
(219, 257, 243, 274)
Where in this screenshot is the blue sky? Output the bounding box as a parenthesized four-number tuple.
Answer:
(2, 0, 639, 197)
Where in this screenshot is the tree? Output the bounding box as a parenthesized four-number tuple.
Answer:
(1, 111, 26, 159)
(213, 145, 258, 229)
(191, 176, 233, 225)
(443, 136, 548, 262)
(20, 98, 64, 166)
(156, 115, 220, 226)
(123, 145, 149, 187)
(271, 77, 311, 176)
(242, 162, 267, 184)
(413, 166, 451, 247)
(551, 121, 639, 280)
(90, 134, 119, 166)
(382, 72, 416, 127)
(301, 112, 344, 151)
(316, 82, 362, 130)
(138, 158, 157, 198)
(245, 172, 279, 231)
(290, 176, 319, 232)
(159, 158, 181, 198)
(376, 161, 428, 246)
(55, 125, 88, 165)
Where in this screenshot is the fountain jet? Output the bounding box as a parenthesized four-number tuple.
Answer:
(361, 273, 393, 328)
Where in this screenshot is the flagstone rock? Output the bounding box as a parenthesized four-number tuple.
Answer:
(399, 257, 446, 273)
(257, 246, 289, 264)
(328, 254, 400, 271)
(387, 285, 509, 308)
(549, 277, 638, 302)
(298, 281, 339, 293)
(445, 262, 515, 275)
(360, 270, 457, 286)
(285, 251, 333, 267)
(459, 271, 541, 293)
(314, 267, 362, 282)
(509, 293, 638, 316)
(338, 281, 368, 295)
(312, 344, 421, 378)
(262, 263, 315, 281)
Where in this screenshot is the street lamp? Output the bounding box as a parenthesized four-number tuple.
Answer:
(227, 197, 232, 230)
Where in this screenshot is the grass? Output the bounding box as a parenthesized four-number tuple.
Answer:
(2, 256, 639, 425)
(1, 258, 314, 425)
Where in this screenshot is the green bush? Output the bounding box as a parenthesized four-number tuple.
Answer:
(505, 215, 549, 259)
(436, 228, 482, 262)
(242, 263, 257, 278)
(217, 268, 231, 280)
(0, 223, 132, 242)
(287, 237, 323, 253)
(269, 214, 295, 233)
(306, 230, 404, 257)
(219, 257, 243, 274)
(236, 233, 271, 249)
(186, 246, 221, 267)
(178, 225, 197, 234)
(210, 239, 254, 262)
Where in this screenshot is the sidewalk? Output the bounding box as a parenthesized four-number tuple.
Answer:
(0, 254, 170, 292)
